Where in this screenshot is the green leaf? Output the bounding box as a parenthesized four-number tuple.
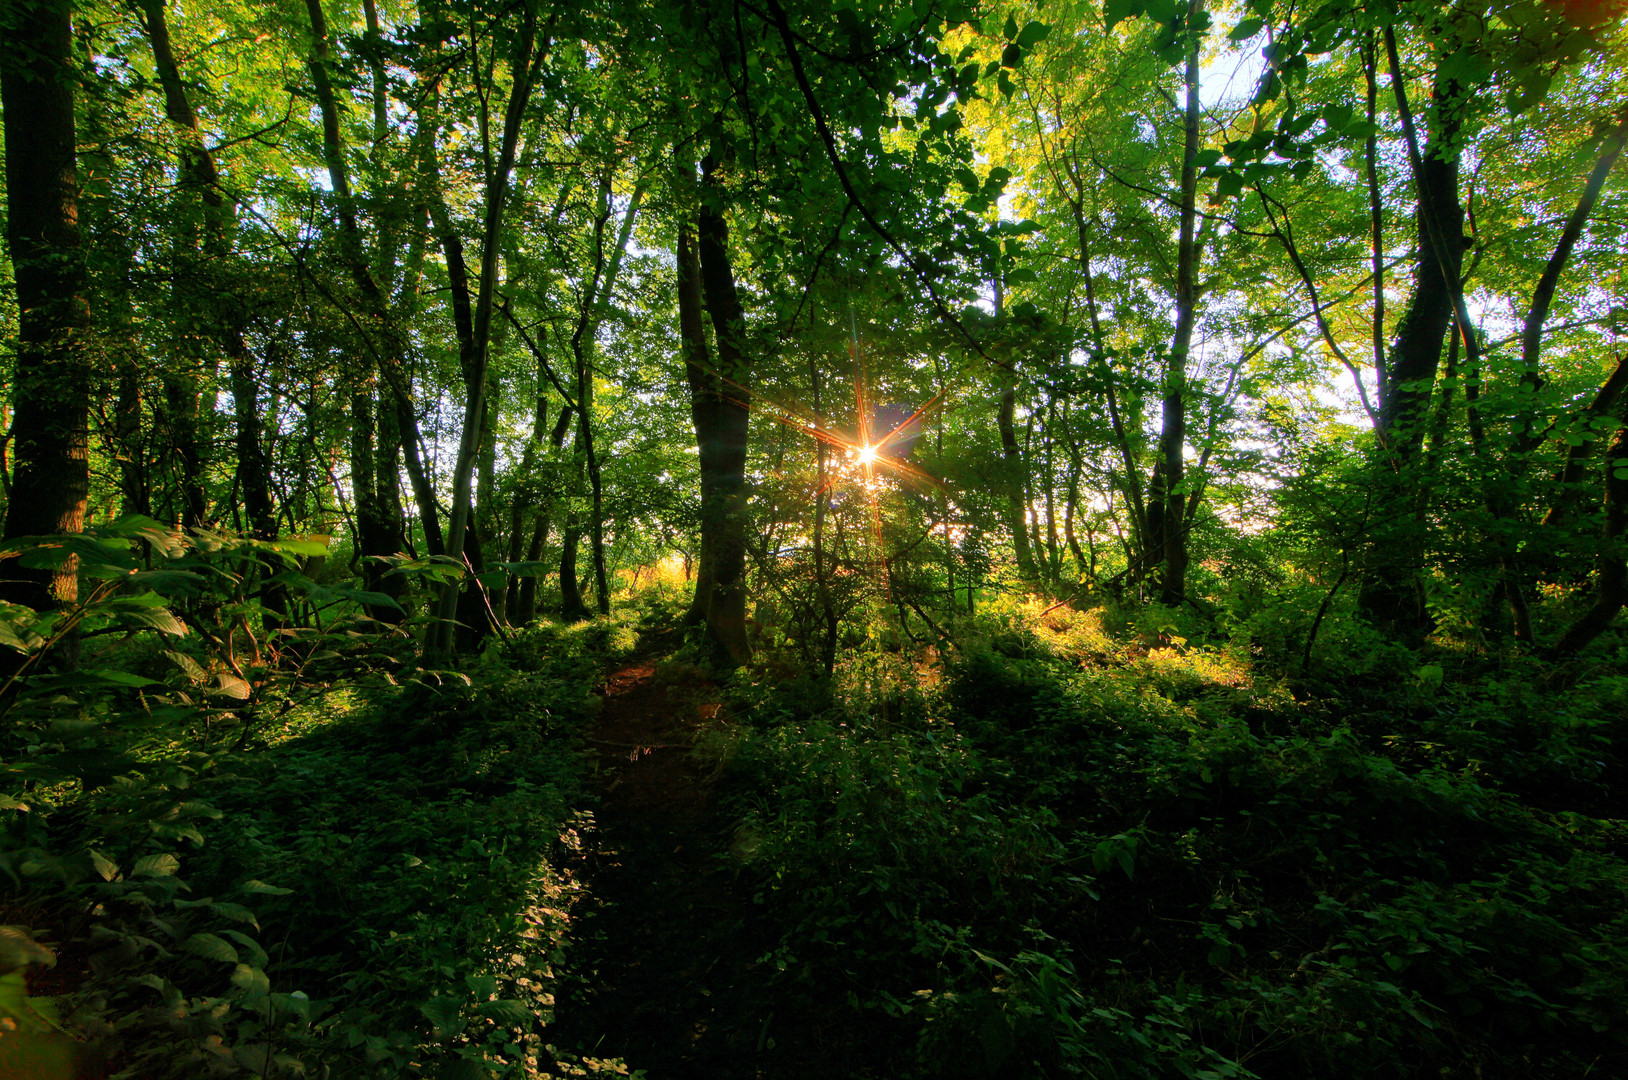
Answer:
(1105, 0, 1145, 30)
(239, 879, 293, 896)
(1016, 21, 1050, 49)
(1229, 17, 1264, 40)
(231, 963, 271, 997)
(183, 933, 239, 963)
(165, 651, 207, 682)
(209, 903, 260, 929)
(265, 536, 331, 558)
(1003, 14, 1018, 39)
(420, 994, 465, 1037)
(484, 999, 533, 1027)
(90, 850, 118, 882)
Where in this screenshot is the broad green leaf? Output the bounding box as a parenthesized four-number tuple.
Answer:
(182, 933, 239, 963)
(231, 963, 271, 996)
(1016, 21, 1050, 49)
(485, 999, 533, 1026)
(1229, 17, 1264, 40)
(133, 854, 181, 877)
(1105, 0, 1145, 31)
(419, 994, 464, 1037)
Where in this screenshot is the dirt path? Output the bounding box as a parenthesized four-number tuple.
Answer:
(550, 655, 791, 1078)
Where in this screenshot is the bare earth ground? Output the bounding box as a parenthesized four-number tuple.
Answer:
(551, 651, 859, 1079)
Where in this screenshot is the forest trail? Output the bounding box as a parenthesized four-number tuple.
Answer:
(552, 649, 827, 1079)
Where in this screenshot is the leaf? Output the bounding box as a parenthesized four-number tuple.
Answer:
(484, 999, 533, 1027)
(261, 536, 331, 563)
(221, 930, 268, 968)
(1003, 14, 1018, 39)
(182, 933, 239, 963)
(165, 651, 207, 682)
(1229, 17, 1264, 40)
(209, 903, 260, 929)
(107, 600, 188, 636)
(1105, 0, 1145, 30)
(214, 673, 252, 700)
(90, 850, 118, 882)
(419, 994, 465, 1037)
(233, 1044, 271, 1072)
(230, 963, 271, 997)
(1016, 20, 1050, 49)
(238, 879, 293, 896)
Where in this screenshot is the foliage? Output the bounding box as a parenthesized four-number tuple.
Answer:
(721, 595, 1628, 1077)
(0, 523, 636, 1077)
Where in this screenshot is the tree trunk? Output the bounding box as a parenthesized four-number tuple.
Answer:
(993, 274, 1036, 578)
(1545, 424, 1628, 658)
(1, 0, 92, 615)
(689, 154, 754, 666)
(559, 525, 589, 623)
(1360, 38, 1466, 633)
(1153, 0, 1202, 607)
(677, 220, 718, 628)
(428, 0, 543, 655)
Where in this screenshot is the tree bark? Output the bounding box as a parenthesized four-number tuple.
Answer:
(1360, 37, 1467, 633)
(688, 153, 754, 666)
(1152, 0, 1202, 607)
(993, 273, 1036, 578)
(678, 220, 718, 629)
(1, 0, 92, 615)
(429, 0, 545, 654)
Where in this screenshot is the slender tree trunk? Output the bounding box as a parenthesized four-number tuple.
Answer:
(1155, 1, 1202, 607)
(429, 0, 544, 654)
(1362, 31, 1388, 410)
(993, 274, 1035, 577)
(568, 176, 644, 619)
(1546, 424, 1628, 658)
(677, 220, 718, 628)
(1, 0, 92, 615)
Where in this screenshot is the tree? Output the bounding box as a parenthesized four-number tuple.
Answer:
(1, 0, 92, 615)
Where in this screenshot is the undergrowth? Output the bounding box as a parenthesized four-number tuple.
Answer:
(722, 593, 1628, 1079)
(0, 520, 644, 1078)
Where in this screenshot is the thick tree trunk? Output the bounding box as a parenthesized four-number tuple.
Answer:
(1360, 39, 1466, 633)
(688, 155, 754, 666)
(1, 0, 92, 614)
(559, 525, 589, 623)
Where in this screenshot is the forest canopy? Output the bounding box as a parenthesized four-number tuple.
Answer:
(2, 0, 1628, 1075)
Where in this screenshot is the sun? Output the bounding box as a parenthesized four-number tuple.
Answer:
(856, 443, 878, 466)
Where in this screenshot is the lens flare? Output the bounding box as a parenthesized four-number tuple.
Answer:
(857, 443, 878, 466)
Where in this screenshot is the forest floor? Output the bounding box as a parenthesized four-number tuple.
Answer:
(551, 642, 843, 1079)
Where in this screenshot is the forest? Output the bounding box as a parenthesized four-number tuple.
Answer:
(2, 0, 1627, 1075)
